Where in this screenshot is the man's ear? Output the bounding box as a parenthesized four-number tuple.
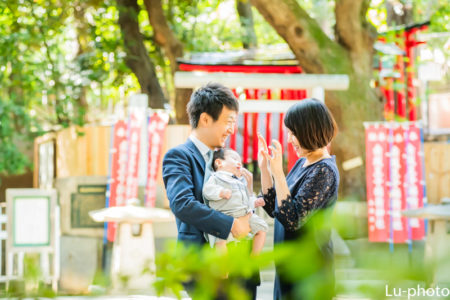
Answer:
(214, 158, 222, 169)
(198, 112, 211, 127)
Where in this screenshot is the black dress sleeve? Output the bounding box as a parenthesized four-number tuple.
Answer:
(273, 164, 336, 232)
(261, 187, 276, 218)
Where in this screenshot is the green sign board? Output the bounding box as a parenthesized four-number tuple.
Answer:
(71, 185, 106, 229)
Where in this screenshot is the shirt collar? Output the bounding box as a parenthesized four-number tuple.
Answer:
(215, 170, 236, 178)
(189, 134, 211, 158)
(215, 170, 244, 182)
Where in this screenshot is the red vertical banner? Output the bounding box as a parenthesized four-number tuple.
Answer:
(124, 111, 142, 201)
(390, 125, 408, 243)
(366, 122, 425, 243)
(106, 120, 128, 242)
(404, 124, 425, 240)
(145, 112, 169, 207)
(366, 124, 390, 242)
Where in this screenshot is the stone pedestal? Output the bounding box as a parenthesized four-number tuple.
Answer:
(89, 200, 174, 291)
(111, 223, 156, 290)
(59, 235, 100, 293)
(402, 203, 450, 285)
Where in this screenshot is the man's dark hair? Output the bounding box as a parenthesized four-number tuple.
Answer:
(187, 83, 239, 128)
(284, 98, 337, 151)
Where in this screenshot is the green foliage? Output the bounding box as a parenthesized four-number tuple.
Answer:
(2, 254, 57, 298)
(154, 211, 437, 300)
(0, 99, 39, 174)
(0, 0, 135, 175)
(155, 240, 272, 299)
(163, 0, 284, 52)
(85, 1, 140, 103)
(0, 0, 81, 174)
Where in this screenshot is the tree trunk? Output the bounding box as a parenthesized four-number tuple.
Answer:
(236, 0, 258, 49)
(250, 0, 383, 200)
(117, 0, 166, 109)
(73, 0, 89, 123)
(144, 0, 191, 124)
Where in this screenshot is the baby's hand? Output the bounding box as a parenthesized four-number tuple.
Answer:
(219, 189, 232, 199)
(254, 197, 265, 207)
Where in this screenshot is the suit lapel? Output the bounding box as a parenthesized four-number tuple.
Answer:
(185, 139, 206, 172)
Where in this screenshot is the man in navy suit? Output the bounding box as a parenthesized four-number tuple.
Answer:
(162, 83, 258, 299)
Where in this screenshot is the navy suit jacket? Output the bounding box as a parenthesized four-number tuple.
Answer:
(162, 139, 234, 245)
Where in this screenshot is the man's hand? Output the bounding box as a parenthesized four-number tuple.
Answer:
(219, 188, 232, 199)
(254, 197, 265, 208)
(231, 213, 251, 239)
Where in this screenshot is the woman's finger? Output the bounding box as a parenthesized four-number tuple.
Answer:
(258, 133, 269, 152)
(259, 147, 270, 160)
(272, 139, 282, 152)
(268, 146, 276, 158)
(269, 145, 280, 159)
(262, 150, 271, 161)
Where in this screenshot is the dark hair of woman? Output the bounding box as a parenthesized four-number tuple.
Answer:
(284, 98, 337, 151)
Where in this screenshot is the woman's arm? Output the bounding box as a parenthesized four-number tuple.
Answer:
(273, 170, 291, 208)
(267, 139, 292, 207)
(274, 165, 336, 231)
(257, 133, 276, 216)
(266, 140, 337, 231)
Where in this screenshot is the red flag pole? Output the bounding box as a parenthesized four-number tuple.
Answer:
(405, 29, 417, 121)
(243, 89, 251, 166)
(265, 89, 272, 149)
(230, 89, 238, 150)
(252, 89, 259, 169)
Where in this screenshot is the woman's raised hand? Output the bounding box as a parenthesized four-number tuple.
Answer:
(257, 133, 270, 171)
(268, 139, 284, 176)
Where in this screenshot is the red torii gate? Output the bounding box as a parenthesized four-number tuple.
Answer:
(176, 58, 349, 172)
(377, 21, 429, 121)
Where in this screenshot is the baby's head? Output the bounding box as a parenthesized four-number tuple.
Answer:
(212, 148, 242, 177)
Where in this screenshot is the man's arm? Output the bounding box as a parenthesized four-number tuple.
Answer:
(163, 148, 233, 239)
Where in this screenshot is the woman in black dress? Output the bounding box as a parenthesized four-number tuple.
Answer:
(258, 99, 340, 300)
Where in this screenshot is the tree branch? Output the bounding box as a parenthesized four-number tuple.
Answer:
(335, 0, 376, 73)
(335, 0, 376, 50)
(143, 0, 191, 124)
(250, 0, 349, 74)
(236, 0, 258, 49)
(117, 0, 166, 108)
(143, 0, 183, 74)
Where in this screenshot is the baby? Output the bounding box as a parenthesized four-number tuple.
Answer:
(203, 148, 268, 254)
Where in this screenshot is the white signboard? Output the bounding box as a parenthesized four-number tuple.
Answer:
(13, 196, 50, 246)
(6, 189, 56, 252)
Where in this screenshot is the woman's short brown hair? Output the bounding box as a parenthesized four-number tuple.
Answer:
(284, 98, 337, 151)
